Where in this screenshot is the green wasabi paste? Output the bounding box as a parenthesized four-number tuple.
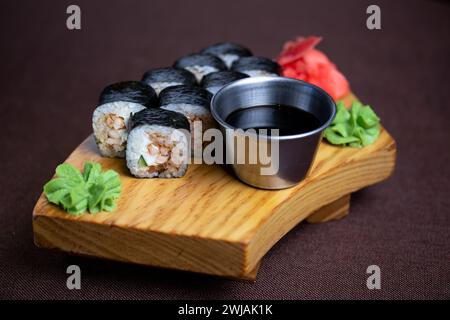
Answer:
(324, 100, 381, 148)
(43, 162, 122, 215)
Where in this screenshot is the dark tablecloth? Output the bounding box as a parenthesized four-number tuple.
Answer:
(0, 0, 449, 300)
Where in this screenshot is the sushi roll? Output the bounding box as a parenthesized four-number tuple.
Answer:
(126, 108, 190, 178)
(200, 71, 249, 94)
(231, 57, 281, 77)
(99, 81, 158, 108)
(93, 81, 158, 158)
(159, 85, 214, 154)
(92, 101, 146, 158)
(141, 67, 197, 95)
(200, 42, 252, 68)
(173, 53, 226, 83)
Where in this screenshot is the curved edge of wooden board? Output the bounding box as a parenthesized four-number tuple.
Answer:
(33, 213, 249, 278)
(33, 193, 352, 281)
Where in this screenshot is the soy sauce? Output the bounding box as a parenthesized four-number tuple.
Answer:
(225, 104, 321, 136)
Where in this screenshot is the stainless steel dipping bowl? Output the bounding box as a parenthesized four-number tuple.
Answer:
(211, 76, 336, 189)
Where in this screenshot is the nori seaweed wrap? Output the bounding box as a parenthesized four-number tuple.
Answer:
(200, 42, 252, 68)
(231, 57, 281, 77)
(200, 71, 249, 94)
(159, 85, 212, 109)
(130, 108, 190, 131)
(173, 53, 227, 82)
(99, 81, 158, 108)
(141, 67, 197, 95)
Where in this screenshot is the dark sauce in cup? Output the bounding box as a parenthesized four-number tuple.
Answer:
(225, 104, 321, 136)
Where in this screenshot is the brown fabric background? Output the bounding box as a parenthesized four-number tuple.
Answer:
(0, 0, 449, 300)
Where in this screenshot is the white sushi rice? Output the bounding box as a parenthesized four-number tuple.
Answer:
(218, 54, 239, 68)
(184, 65, 218, 82)
(161, 103, 215, 155)
(92, 101, 146, 158)
(126, 124, 189, 178)
(242, 70, 279, 77)
(149, 82, 183, 95)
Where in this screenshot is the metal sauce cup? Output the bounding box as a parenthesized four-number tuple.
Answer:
(211, 76, 336, 189)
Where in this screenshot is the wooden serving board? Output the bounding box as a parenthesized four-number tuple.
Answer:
(32, 94, 396, 280)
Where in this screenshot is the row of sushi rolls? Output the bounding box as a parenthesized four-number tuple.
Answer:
(92, 42, 281, 178)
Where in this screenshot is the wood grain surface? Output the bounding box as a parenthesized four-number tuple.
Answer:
(33, 94, 396, 279)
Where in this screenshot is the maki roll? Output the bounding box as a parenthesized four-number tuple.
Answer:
(159, 85, 214, 154)
(200, 42, 252, 68)
(173, 53, 226, 82)
(141, 67, 197, 95)
(200, 71, 249, 94)
(231, 57, 281, 77)
(99, 81, 158, 108)
(92, 81, 157, 158)
(92, 101, 146, 158)
(93, 81, 158, 158)
(126, 108, 190, 178)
